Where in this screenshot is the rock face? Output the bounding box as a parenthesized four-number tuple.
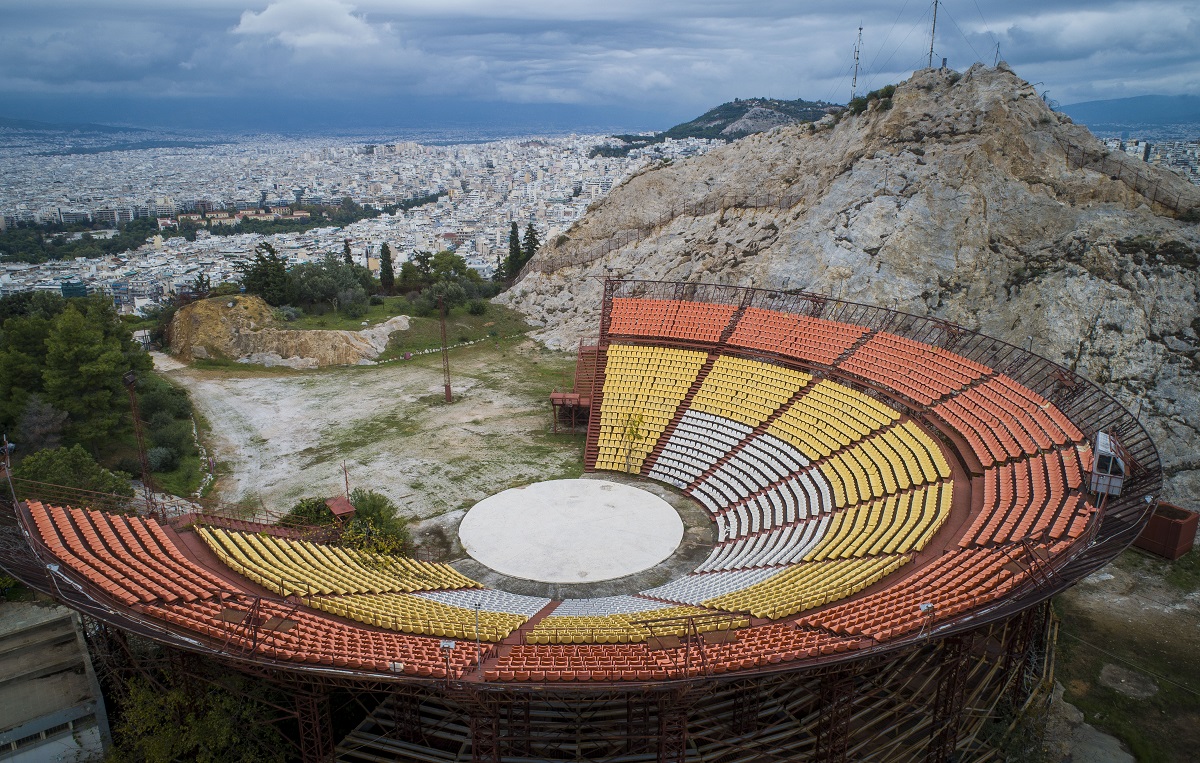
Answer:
(499, 64, 1200, 504)
(169, 295, 409, 368)
(721, 106, 797, 137)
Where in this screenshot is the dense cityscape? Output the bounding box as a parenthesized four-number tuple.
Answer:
(2, 118, 1198, 313)
(0, 130, 720, 307)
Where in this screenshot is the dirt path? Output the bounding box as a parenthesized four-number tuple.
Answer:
(154, 341, 583, 524)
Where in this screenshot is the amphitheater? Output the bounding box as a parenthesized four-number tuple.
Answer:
(0, 279, 1161, 762)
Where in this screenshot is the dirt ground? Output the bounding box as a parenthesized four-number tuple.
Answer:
(154, 337, 585, 527)
(1050, 547, 1200, 762)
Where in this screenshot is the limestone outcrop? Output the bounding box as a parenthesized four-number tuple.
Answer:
(499, 64, 1200, 503)
(169, 295, 409, 368)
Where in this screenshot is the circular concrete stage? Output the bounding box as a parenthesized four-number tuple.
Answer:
(458, 479, 685, 584)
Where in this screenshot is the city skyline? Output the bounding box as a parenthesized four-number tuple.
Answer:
(3, 1, 1200, 132)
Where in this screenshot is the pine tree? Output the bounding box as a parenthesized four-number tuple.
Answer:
(379, 242, 395, 294)
(521, 223, 540, 269)
(343, 238, 353, 266)
(234, 242, 288, 305)
(42, 306, 126, 448)
(504, 222, 522, 281)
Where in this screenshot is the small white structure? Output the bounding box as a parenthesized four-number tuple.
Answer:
(1089, 432, 1127, 497)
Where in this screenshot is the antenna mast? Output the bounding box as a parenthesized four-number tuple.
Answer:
(851, 25, 863, 101)
(928, 0, 938, 69)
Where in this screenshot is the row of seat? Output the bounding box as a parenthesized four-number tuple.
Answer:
(526, 605, 739, 644)
(839, 335, 986, 406)
(807, 483, 950, 561)
(594, 345, 708, 473)
(197, 526, 478, 597)
(794, 545, 1063, 641)
(702, 555, 909, 619)
(608, 298, 738, 343)
(818, 423, 950, 508)
(933, 376, 1085, 467)
(727, 307, 868, 365)
(149, 598, 488, 677)
(765, 381, 900, 462)
(647, 412, 753, 491)
(689, 356, 811, 427)
(307, 593, 525, 642)
(958, 449, 1094, 548)
(490, 623, 862, 681)
(28, 501, 230, 606)
(709, 470, 828, 540)
(695, 514, 831, 571)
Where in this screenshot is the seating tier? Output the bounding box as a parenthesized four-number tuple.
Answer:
(608, 298, 737, 343)
(594, 344, 707, 473)
(727, 307, 868, 365)
(794, 545, 1068, 641)
(198, 526, 479, 597)
(839, 334, 988, 405)
(689, 355, 811, 427)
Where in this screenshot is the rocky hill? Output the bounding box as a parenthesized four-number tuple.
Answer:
(499, 64, 1200, 504)
(593, 97, 837, 156)
(169, 295, 409, 368)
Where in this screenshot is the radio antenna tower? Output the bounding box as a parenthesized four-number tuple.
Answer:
(851, 25, 863, 101)
(927, 0, 939, 69)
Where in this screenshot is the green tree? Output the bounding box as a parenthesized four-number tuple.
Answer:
(42, 304, 128, 447)
(343, 238, 353, 266)
(106, 675, 287, 763)
(280, 496, 335, 527)
(505, 221, 522, 280)
(0, 314, 55, 431)
(430, 250, 479, 283)
(16, 394, 68, 452)
(397, 262, 424, 292)
(12, 445, 133, 504)
(379, 242, 395, 294)
(235, 242, 288, 305)
(522, 223, 540, 268)
(411, 250, 433, 280)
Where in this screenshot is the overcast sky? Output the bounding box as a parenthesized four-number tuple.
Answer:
(3, 0, 1198, 131)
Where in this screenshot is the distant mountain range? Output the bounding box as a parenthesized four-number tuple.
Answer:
(593, 97, 839, 157)
(1060, 95, 1200, 127)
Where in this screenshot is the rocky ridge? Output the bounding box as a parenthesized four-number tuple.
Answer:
(499, 64, 1200, 503)
(169, 295, 409, 369)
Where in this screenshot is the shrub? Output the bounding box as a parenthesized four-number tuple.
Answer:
(12, 445, 133, 508)
(147, 446, 179, 472)
(468, 299, 487, 316)
(272, 305, 303, 322)
(369, 295, 384, 306)
(281, 497, 334, 526)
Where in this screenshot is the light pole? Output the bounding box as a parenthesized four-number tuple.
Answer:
(475, 599, 482, 677)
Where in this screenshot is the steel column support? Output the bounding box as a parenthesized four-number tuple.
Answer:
(657, 693, 689, 763)
(296, 690, 333, 763)
(927, 633, 974, 763)
(505, 697, 531, 757)
(814, 666, 854, 763)
(468, 697, 500, 763)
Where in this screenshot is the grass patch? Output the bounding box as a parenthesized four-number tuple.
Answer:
(382, 303, 531, 357)
(154, 453, 203, 496)
(189, 356, 303, 374)
(1164, 547, 1200, 591)
(285, 296, 413, 331)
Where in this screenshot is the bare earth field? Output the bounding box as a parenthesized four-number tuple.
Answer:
(154, 337, 586, 532)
